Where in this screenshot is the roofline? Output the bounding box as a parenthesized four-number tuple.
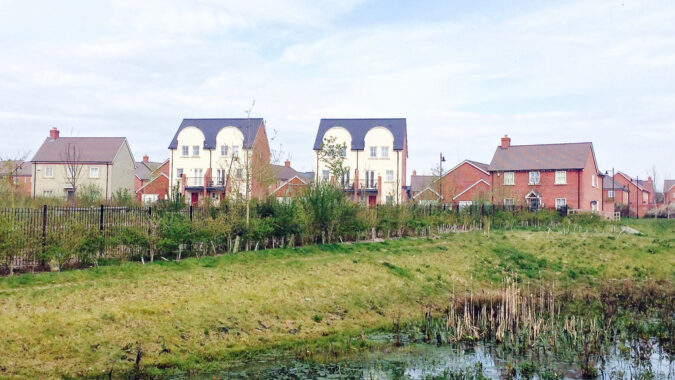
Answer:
(452, 179, 490, 200)
(412, 186, 442, 200)
(31, 160, 116, 164)
(616, 171, 646, 191)
(442, 159, 489, 177)
(136, 172, 169, 194)
(271, 175, 308, 195)
(501, 141, 594, 148)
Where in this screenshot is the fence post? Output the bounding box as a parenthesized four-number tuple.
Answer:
(99, 204, 104, 231)
(189, 205, 193, 222)
(41, 205, 47, 254)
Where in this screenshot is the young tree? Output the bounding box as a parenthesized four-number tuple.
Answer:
(60, 142, 83, 205)
(317, 136, 349, 181)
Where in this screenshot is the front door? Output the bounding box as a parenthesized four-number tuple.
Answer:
(527, 195, 539, 211)
(191, 192, 199, 207)
(368, 195, 376, 207)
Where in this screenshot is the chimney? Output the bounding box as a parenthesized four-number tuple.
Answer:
(284, 159, 291, 167)
(648, 176, 652, 181)
(501, 134, 511, 149)
(49, 127, 59, 140)
(143, 154, 149, 163)
(412, 170, 417, 176)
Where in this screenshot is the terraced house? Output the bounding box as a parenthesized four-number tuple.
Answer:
(168, 118, 271, 206)
(488, 135, 603, 211)
(30, 128, 135, 200)
(313, 118, 408, 205)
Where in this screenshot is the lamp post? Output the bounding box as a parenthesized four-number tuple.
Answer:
(439, 153, 445, 203)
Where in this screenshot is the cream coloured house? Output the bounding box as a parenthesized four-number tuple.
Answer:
(313, 118, 408, 205)
(168, 118, 271, 206)
(31, 128, 135, 200)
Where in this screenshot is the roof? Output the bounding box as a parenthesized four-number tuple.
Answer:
(616, 172, 646, 191)
(452, 179, 490, 200)
(0, 160, 31, 176)
(168, 118, 265, 150)
(410, 175, 435, 193)
(135, 160, 163, 181)
(31, 137, 128, 164)
(665, 180, 675, 193)
(313, 118, 407, 151)
(271, 164, 308, 183)
(488, 142, 596, 172)
(300, 171, 315, 181)
(602, 176, 627, 191)
(442, 159, 490, 177)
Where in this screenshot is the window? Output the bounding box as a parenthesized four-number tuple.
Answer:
(322, 170, 329, 181)
(555, 171, 566, 184)
(142, 194, 159, 203)
(385, 195, 392, 204)
(504, 172, 514, 185)
(193, 169, 203, 185)
(555, 198, 567, 210)
(381, 146, 389, 158)
(66, 167, 75, 178)
(591, 174, 595, 187)
(192, 145, 200, 156)
(44, 167, 53, 178)
(369, 146, 377, 158)
(210, 192, 218, 200)
(176, 168, 183, 178)
(529, 171, 540, 185)
(12, 177, 18, 185)
(386, 170, 394, 182)
(339, 146, 347, 158)
(89, 167, 99, 178)
(43, 190, 53, 197)
(232, 145, 240, 156)
(221, 145, 228, 156)
(608, 190, 614, 198)
(504, 198, 515, 206)
(236, 168, 243, 179)
(642, 192, 648, 203)
(458, 201, 473, 209)
(181, 145, 189, 156)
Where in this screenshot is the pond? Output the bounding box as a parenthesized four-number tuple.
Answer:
(172, 334, 673, 379)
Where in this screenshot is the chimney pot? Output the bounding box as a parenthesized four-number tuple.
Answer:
(412, 170, 417, 176)
(143, 154, 149, 162)
(501, 134, 511, 149)
(49, 127, 60, 140)
(284, 159, 291, 167)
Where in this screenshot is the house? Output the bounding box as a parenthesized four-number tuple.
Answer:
(665, 180, 675, 204)
(30, 128, 135, 200)
(0, 160, 32, 196)
(270, 160, 312, 201)
(602, 176, 628, 213)
(409, 171, 437, 203)
(488, 135, 603, 211)
(613, 172, 653, 217)
(135, 157, 170, 203)
(313, 118, 408, 205)
(168, 118, 271, 206)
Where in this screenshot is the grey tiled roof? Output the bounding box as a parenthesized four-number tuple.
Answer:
(663, 180, 675, 193)
(271, 164, 309, 183)
(313, 118, 407, 151)
(31, 137, 127, 163)
(0, 160, 31, 176)
(602, 176, 627, 191)
(135, 161, 163, 181)
(410, 175, 435, 193)
(489, 142, 596, 171)
(168, 118, 264, 150)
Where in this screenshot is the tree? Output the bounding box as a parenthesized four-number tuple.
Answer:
(0, 154, 30, 208)
(60, 142, 83, 205)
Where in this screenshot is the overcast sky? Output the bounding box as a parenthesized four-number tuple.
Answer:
(1, 0, 673, 189)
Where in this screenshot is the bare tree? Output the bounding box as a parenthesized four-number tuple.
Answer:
(61, 142, 83, 205)
(0, 154, 30, 208)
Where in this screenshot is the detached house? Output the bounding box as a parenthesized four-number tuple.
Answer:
(602, 176, 628, 213)
(168, 118, 271, 206)
(135, 155, 169, 203)
(0, 160, 32, 196)
(313, 118, 408, 205)
(613, 172, 653, 217)
(270, 160, 312, 202)
(411, 160, 491, 207)
(488, 135, 603, 211)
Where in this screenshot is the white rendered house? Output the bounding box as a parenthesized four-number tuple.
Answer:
(312, 118, 408, 205)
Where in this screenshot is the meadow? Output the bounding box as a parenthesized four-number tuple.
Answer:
(0, 219, 672, 378)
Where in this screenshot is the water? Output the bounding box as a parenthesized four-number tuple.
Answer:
(175, 336, 673, 379)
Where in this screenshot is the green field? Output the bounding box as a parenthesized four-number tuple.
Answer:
(0, 219, 673, 378)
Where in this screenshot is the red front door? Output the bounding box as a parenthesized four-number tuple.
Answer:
(191, 192, 199, 206)
(368, 195, 376, 207)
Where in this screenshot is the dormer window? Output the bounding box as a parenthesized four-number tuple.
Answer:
(369, 146, 377, 158)
(529, 171, 540, 185)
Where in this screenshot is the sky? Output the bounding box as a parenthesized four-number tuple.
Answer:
(0, 0, 673, 189)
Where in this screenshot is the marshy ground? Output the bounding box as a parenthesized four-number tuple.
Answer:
(0, 219, 672, 378)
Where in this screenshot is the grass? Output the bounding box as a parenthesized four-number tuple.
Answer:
(0, 219, 673, 378)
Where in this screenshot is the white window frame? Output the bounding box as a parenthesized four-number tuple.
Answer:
(339, 146, 347, 158)
(142, 194, 159, 203)
(181, 145, 189, 156)
(220, 145, 228, 156)
(608, 190, 614, 198)
(236, 168, 243, 179)
(44, 167, 54, 178)
(529, 171, 540, 185)
(555, 170, 566, 184)
(322, 170, 329, 181)
(232, 145, 240, 156)
(458, 201, 473, 209)
(89, 167, 99, 178)
(66, 167, 75, 178)
(192, 145, 200, 156)
(592, 174, 596, 188)
(176, 168, 183, 178)
(369, 146, 377, 158)
(386, 170, 394, 182)
(504, 172, 514, 185)
(43, 190, 53, 197)
(504, 198, 515, 206)
(555, 198, 567, 210)
(381, 146, 389, 158)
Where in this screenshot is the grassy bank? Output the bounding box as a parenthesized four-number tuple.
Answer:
(0, 219, 673, 378)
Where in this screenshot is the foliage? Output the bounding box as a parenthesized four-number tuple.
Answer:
(112, 188, 136, 207)
(316, 136, 350, 180)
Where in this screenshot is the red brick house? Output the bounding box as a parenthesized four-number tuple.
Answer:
(602, 176, 628, 213)
(411, 160, 491, 207)
(135, 159, 169, 203)
(0, 160, 32, 196)
(488, 135, 603, 211)
(665, 180, 675, 205)
(270, 160, 312, 201)
(409, 171, 437, 202)
(613, 172, 653, 217)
